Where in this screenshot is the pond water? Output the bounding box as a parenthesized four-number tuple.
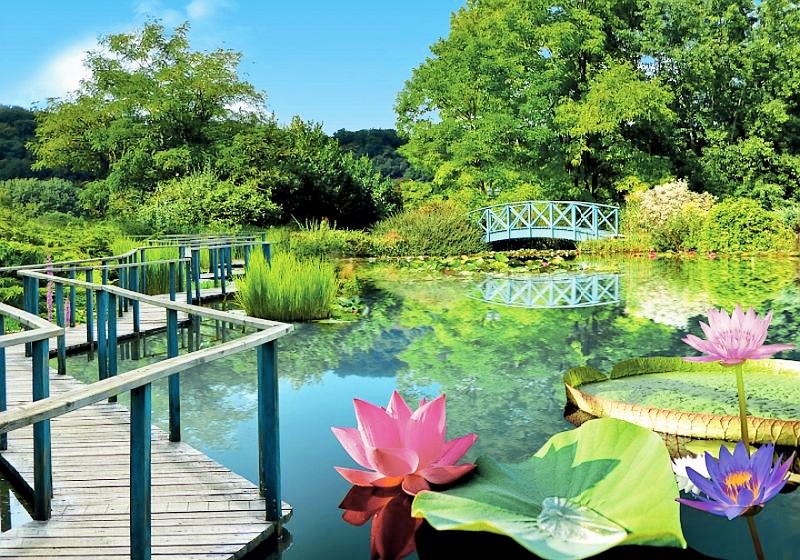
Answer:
(41, 256, 800, 558)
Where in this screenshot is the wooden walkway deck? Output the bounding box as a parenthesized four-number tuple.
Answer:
(0, 286, 289, 559)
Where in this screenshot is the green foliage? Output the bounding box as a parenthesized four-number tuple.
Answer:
(412, 418, 686, 559)
(699, 198, 794, 252)
(0, 106, 37, 179)
(235, 250, 338, 321)
(130, 170, 279, 234)
(0, 178, 82, 216)
(333, 128, 423, 180)
(275, 220, 377, 259)
(372, 201, 487, 257)
(650, 212, 707, 252)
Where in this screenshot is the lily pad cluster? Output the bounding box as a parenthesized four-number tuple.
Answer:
(370, 250, 587, 277)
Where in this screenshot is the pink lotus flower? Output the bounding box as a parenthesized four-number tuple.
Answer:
(683, 306, 794, 366)
(332, 391, 477, 495)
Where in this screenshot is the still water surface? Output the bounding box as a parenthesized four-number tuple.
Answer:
(47, 257, 800, 558)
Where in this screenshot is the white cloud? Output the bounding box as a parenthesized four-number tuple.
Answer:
(10, 38, 96, 106)
(136, 0, 228, 24)
(186, 0, 215, 20)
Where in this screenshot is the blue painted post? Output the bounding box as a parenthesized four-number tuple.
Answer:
(244, 244, 251, 270)
(226, 245, 233, 278)
(168, 262, 176, 302)
(122, 258, 130, 313)
(86, 269, 95, 351)
(139, 249, 147, 295)
(261, 243, 271, 266)
(506, 205, 511, 240)
(257, 340, 281, 521)
(614, 207, 619, 236)
(23, 277, 37, 357)
(220, 248, 227, 297)
(184, 260, 192, 305)
(177, 246, 184, 289)
(55, 284, 66, 375)
(131, 265, 141, 334)
(0, 316, 6, 450)
(97, 290, 108, 381)
(191, 249, 201, 303)
(549, 203, 555, 238)
(571, 204, 577, 241)
(167, 309, 180, 442)
(108, 293, 118, 403)
(32, 338, 51, 521)
(130, 383, 152, 560)
(592, 206, 599, 239)
(211, 248, 218, 287)
(68, 270, 76, 327)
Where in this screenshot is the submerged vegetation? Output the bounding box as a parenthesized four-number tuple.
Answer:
(235, 250, 338, 321)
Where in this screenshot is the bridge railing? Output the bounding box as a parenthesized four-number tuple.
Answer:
(0, 236, 293, 560)
(470, 201, 619, 242)
(471, 273, 621, 309)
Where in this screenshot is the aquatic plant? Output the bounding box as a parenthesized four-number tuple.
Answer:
(235, 250, 337, 321)
(332, 391, 477, 495)
(411, 418, 685, 560)
(678, 441, 792, 520)
(683, 305, 794, 448)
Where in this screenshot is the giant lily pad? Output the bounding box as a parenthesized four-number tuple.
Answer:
(411, 418, 685, 560)
(565, 357, 800, 445)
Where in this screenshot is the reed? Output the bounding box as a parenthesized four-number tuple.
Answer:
(235, 250, 337, 321)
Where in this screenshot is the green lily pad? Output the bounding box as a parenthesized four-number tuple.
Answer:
(411, 418, 685, 560)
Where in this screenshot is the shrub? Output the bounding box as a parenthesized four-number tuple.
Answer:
(235, 250, 337, 321)
(0, 178, 82, 216)
(286, 220, 377, 259)
(698, 198, 794, 252)
(372, 201, 487, 257)
(650, 211, 708, 252)
(636, 179, 716, 230)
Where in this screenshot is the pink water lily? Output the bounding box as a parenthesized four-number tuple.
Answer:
(332, 391, 477, 495)
(683, 305, 794, 366)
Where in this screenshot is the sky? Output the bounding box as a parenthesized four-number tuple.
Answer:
(0, 0, 464, 132)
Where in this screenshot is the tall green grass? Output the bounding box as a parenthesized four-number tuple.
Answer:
(110, 238, 183, 295)
(235, 250, 338, 321)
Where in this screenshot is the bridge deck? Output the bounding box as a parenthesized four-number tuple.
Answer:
(0, 286, 289, 559)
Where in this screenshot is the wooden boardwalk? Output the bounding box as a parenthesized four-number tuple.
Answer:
(0, 285, 289, 559)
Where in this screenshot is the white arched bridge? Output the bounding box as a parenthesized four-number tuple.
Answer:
(471, 201, 619, 243)
(472, 273, 621, 309)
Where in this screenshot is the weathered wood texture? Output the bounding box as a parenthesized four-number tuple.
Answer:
(0, 287, 291, 559)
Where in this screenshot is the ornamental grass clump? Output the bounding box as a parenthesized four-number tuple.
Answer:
(235, 250, 337, 321)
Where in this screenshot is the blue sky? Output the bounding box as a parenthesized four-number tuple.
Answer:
(0, 0, 463, 131)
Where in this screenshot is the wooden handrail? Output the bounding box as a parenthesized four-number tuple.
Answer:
(0, 326, 290, 435)
(0, 303, 64, 349)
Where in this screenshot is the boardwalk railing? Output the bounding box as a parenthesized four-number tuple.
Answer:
(470, 201, 620, 243)
(471, 273, 621, 309)
(0, 236, 292, 560)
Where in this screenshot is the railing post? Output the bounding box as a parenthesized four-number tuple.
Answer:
(220, 248, 227, 297)
(506, 205, 511, 240)
(185, 260, 192, 305)
(130, 383, 152, 560)
(168, 262, 177, 302)
(571, 204, 577, 240)
(614, 207, 619, 236)
(23, 276, 38, 357)
(32, 337, 51, 521)
(592, 205, 599, 239)
(55, 283, 66, 375)
(123, 258, 130, 313)
(108, 293, 118, 403)
(131, 265, 141, 334)
(549, 203, 555, 238)
(97, 290, 108, 380)
(0, 316, 6, 450)
(139, 249, 147, 295)
(257, 340, 281, 521)
(68, 270, 76, 327)
(226, 245, 233, 278)
(86, 269, 95, 352)
(167, 308, 180, 442)
(212, 248, 219, 287)
(261, 243, 271, 266)
(192, 249, 201, 303)
(244, 243, 251, 270)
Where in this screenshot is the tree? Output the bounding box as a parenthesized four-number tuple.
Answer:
(397, 0, 675, 203)
(333, 128, 421, 179)
(31, 22, 264, 214)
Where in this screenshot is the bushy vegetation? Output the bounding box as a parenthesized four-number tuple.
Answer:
(698, 198, 793, 253)
(372, 201, 487, 257)
(0, 178, 82, 217)
(235, 250, 337, 321)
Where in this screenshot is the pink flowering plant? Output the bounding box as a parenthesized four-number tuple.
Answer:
(332, 391, 477, 495)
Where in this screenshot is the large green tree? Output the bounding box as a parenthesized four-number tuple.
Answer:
(31, 22, 263, 214)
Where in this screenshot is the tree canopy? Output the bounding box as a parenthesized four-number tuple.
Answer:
(397, 0, 800, 207)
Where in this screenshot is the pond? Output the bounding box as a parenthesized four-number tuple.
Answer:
(43, 256, 800, 558)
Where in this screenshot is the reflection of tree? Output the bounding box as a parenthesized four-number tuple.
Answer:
(378, 280, 681, 462)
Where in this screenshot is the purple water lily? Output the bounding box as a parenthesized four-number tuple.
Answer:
(678, 441, 793, 520)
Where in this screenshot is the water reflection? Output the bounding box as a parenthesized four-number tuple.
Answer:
(0, 474, 32, 532)
(339, 486, 420, 560)
(53, 256, 800, 559)
(471, 273, 620, 309)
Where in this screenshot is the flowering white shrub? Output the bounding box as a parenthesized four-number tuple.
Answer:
(635, 179, 716, 230)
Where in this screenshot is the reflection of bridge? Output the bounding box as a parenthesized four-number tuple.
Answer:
(473, 273, 621, 308)
(471, 201, 619, 243)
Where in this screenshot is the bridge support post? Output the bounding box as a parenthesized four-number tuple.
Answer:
(55, 284, 66, 375)
(192, 249, 201, 303)
(167, 308, 180, 442)
(86, 269, 94, 355)
(0, 316, 6, 450)
(130, 383, 152, 560)
(68, 271, 76, 327)
(97, 290, 108, 381)
(108, 293, 118, 403)
(257, 340, 281, 521)
(32, 337, 51, 521)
